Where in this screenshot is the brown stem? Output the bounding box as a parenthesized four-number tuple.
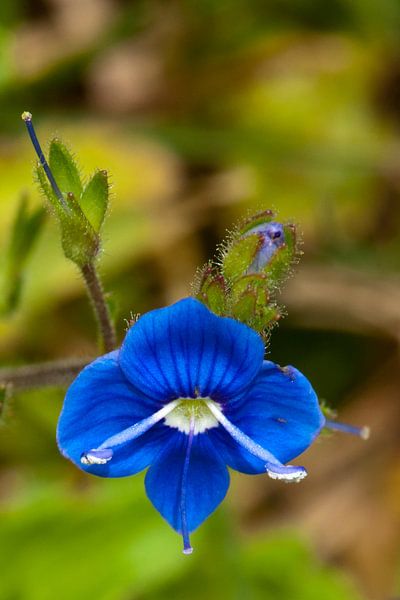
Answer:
(81, 262, 117, 352)
(0, 357, 91, 390)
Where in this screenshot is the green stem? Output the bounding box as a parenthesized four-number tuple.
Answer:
(0, 358, 91, 390)
(81, 262, 117, 352)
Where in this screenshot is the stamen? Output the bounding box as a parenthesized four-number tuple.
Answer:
(205, 400, 307, 483)
(325, 419, 370, 440)
(80, 400, 180, 465)
(21, 111, 67, 209)
(81, 448, 113, 465)
(180, 416, 195, 555)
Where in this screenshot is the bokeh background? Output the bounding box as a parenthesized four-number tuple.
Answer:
(1, 1, 400, 599)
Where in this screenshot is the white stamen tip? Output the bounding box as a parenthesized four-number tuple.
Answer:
(81, 449, 113, 465)
(267, 467, 307, 483)
(360, 426, 370, 440)
(21, 111, 32, 122)
(183, 547, 193, 555)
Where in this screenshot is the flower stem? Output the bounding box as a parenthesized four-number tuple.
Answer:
(0, 358, 90, 390)
(81, 262, 117, 352)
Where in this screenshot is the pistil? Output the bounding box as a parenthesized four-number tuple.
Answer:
(325, 419, 370, 439)
(164, 398, 219, 434)
(180, 417, 195, 555)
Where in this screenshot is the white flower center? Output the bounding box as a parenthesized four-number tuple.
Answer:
(164, 397, 220, 435)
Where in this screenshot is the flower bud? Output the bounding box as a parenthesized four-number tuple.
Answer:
(22, 112, 110, 267)
(244, 221, 285, 273)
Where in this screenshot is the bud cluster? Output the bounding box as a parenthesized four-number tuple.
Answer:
(193, 210, 300, 336)
(22, 112, 109, 268)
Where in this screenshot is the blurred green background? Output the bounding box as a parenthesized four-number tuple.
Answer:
(1, 1, 400, 599)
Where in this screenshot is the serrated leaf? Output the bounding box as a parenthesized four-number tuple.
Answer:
(80, 170, 109, 232)
(49, 138, 83, 200)
(222, 234, 262, 280)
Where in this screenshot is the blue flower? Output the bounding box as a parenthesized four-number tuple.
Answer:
(57, 298, 325, 553)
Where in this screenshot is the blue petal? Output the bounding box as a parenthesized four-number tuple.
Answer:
(57, 351, 169, 477)
(145, 430, 230, 533)
(212, 361, 325, 474)
(119, 298, 265, 402)
(246, 222, 286, 272)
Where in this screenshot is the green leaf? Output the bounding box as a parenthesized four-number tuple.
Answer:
(9, 197, 46, 264)
(0, 196, 45, 315)
(222, 233, 262, 280)
(80, 170, 109, 232)
(0, 384, 10, 424)
(49, 138, 83, 200)
(242, 533, 363, 600)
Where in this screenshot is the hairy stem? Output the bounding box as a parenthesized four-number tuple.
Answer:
(0, 358, 91, 390)
(81, 262, 117, 352)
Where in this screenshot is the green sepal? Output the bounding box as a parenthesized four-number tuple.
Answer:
(80, 170, 109, 232)
(0, 196, 45, 316)
(318, 401, 337, 437)
(231, 290, 257, 322)
(222, 234, 262, 281)
(231, 273, 269, 301)
(35, 164, 64, 217)
(196, 267, 227, 315)
(262, 224, 297, 289)
(36, 165, 99, 267)
(238, 209, 275, 235)
(251, 304, 281, 332)
(231, 283, 280, 332)
(49, 138, 83, 200)
(319, 399, 337, 421)
(59, 193, 99, 267)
